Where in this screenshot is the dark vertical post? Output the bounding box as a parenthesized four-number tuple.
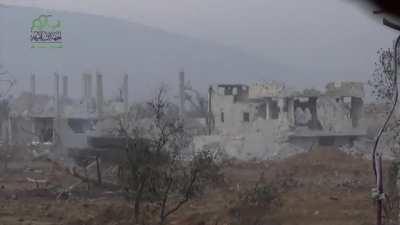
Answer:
(95, 155, 102, 185)
(123, 73, 129, 122)
(30, 73, 36, 112)
(30, 74, 36, 138)
(96, 72, 104, 119)
(53, 72, 61, 150)
(179, 70, 185, 120)
(376, 154, 383, 225)
(309, 97, 319, 129)
(207, 86, 213, 135)
(62, 75, 68, 99)
(84, 165, 90, 191)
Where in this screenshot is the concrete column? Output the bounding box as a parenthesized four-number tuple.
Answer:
(29, 74, 36, 114)
(309, 97, 319, 129)
(7, 117, 12, 145)
(30, 73, 36, 97)
(82, 73, 87, 101)
(288, 98, 295, 125)
(62, 75, 68, 99)
(3, 120, 8, 145)
(123, 74, 129, 116)
(82, 73, 93, 101)
(29, 74, 36, 140)
(87, 73, 93, 99)
(278, 98, 284, 120)
(82, 73, 94, 113)
(96, 72, 104, 119)
(351, 97, 363, 128)
(179, 70, 185, 119)
(207, 86, 213, 135)
(53, 73, 61, 147)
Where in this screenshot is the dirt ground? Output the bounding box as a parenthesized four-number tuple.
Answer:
(0, 146, 388, 225)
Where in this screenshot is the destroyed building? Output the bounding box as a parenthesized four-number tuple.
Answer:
(196, 81, 366, 160)
(2, 71, 368, 161)
(3, 73, 129, 152)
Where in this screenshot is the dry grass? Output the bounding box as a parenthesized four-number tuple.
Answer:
(0, 146, 389, 225)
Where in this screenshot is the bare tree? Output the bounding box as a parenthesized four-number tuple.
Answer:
(0, 65, 15, 170)
(369, 46, 400, 225)
(115, 85, 222, 225)
(369, 48, 400, 157)
(369, 48, 398, 104)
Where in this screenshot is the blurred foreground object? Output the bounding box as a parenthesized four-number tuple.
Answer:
(353, 0, 400, 23)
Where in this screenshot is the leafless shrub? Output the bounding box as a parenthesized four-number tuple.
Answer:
(229, 173, 282, 225)
(369, 46, 400, 225)
(115, 85, 222, 225)
(369, 48, 399, 104)
(383, 161, 400, 225)
(0, 99, 12, 171)
(239, 173, 281, 208)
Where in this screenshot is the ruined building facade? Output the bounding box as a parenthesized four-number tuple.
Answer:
(198, 81, 366, 159)
(3, 73, 129, 152)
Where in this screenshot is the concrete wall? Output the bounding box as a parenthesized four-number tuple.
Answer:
(248, 82, 286, 98)
(212, 94, 259, 134)
(211, 86, 289, 135)
(58, 120, 88, 149)
(325, 81, 364, 98)
(9, 116, 90, 150)
(9, 116, 34, 145)
(208, 86, 292, 159)
(207, 82, 366, 160)
(316, 96, 352, 132)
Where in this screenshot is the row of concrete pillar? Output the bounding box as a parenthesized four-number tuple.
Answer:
(29, 72, 129, 117)
(4, 73, 129, 150)
(31, 73, 69, 100)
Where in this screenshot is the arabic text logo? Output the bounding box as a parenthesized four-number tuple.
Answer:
(30, 15, 63, 48)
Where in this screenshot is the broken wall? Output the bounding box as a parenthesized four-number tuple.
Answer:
(316, 96, 353, 132)
(9, 116, 35, 145)
(193, 116, 291, 160)
(351, 97, 363, 128)
(294, 97, 321, 130)
(58, 119, 89, 149)
(211, 88, 289, 135)
(206, 81, 367, 160)
(325, 81, 364, 98)
(209, 87, 293, 159)
(248, 82, 287, 98)
(211, 91, 250, 134)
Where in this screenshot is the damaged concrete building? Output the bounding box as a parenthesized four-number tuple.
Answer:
(4, 73, 129, 153)
(196, 81, 366, 160)
(2, 71, 367, 162)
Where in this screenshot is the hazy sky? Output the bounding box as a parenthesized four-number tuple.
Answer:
(0, 0, 399, 85)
